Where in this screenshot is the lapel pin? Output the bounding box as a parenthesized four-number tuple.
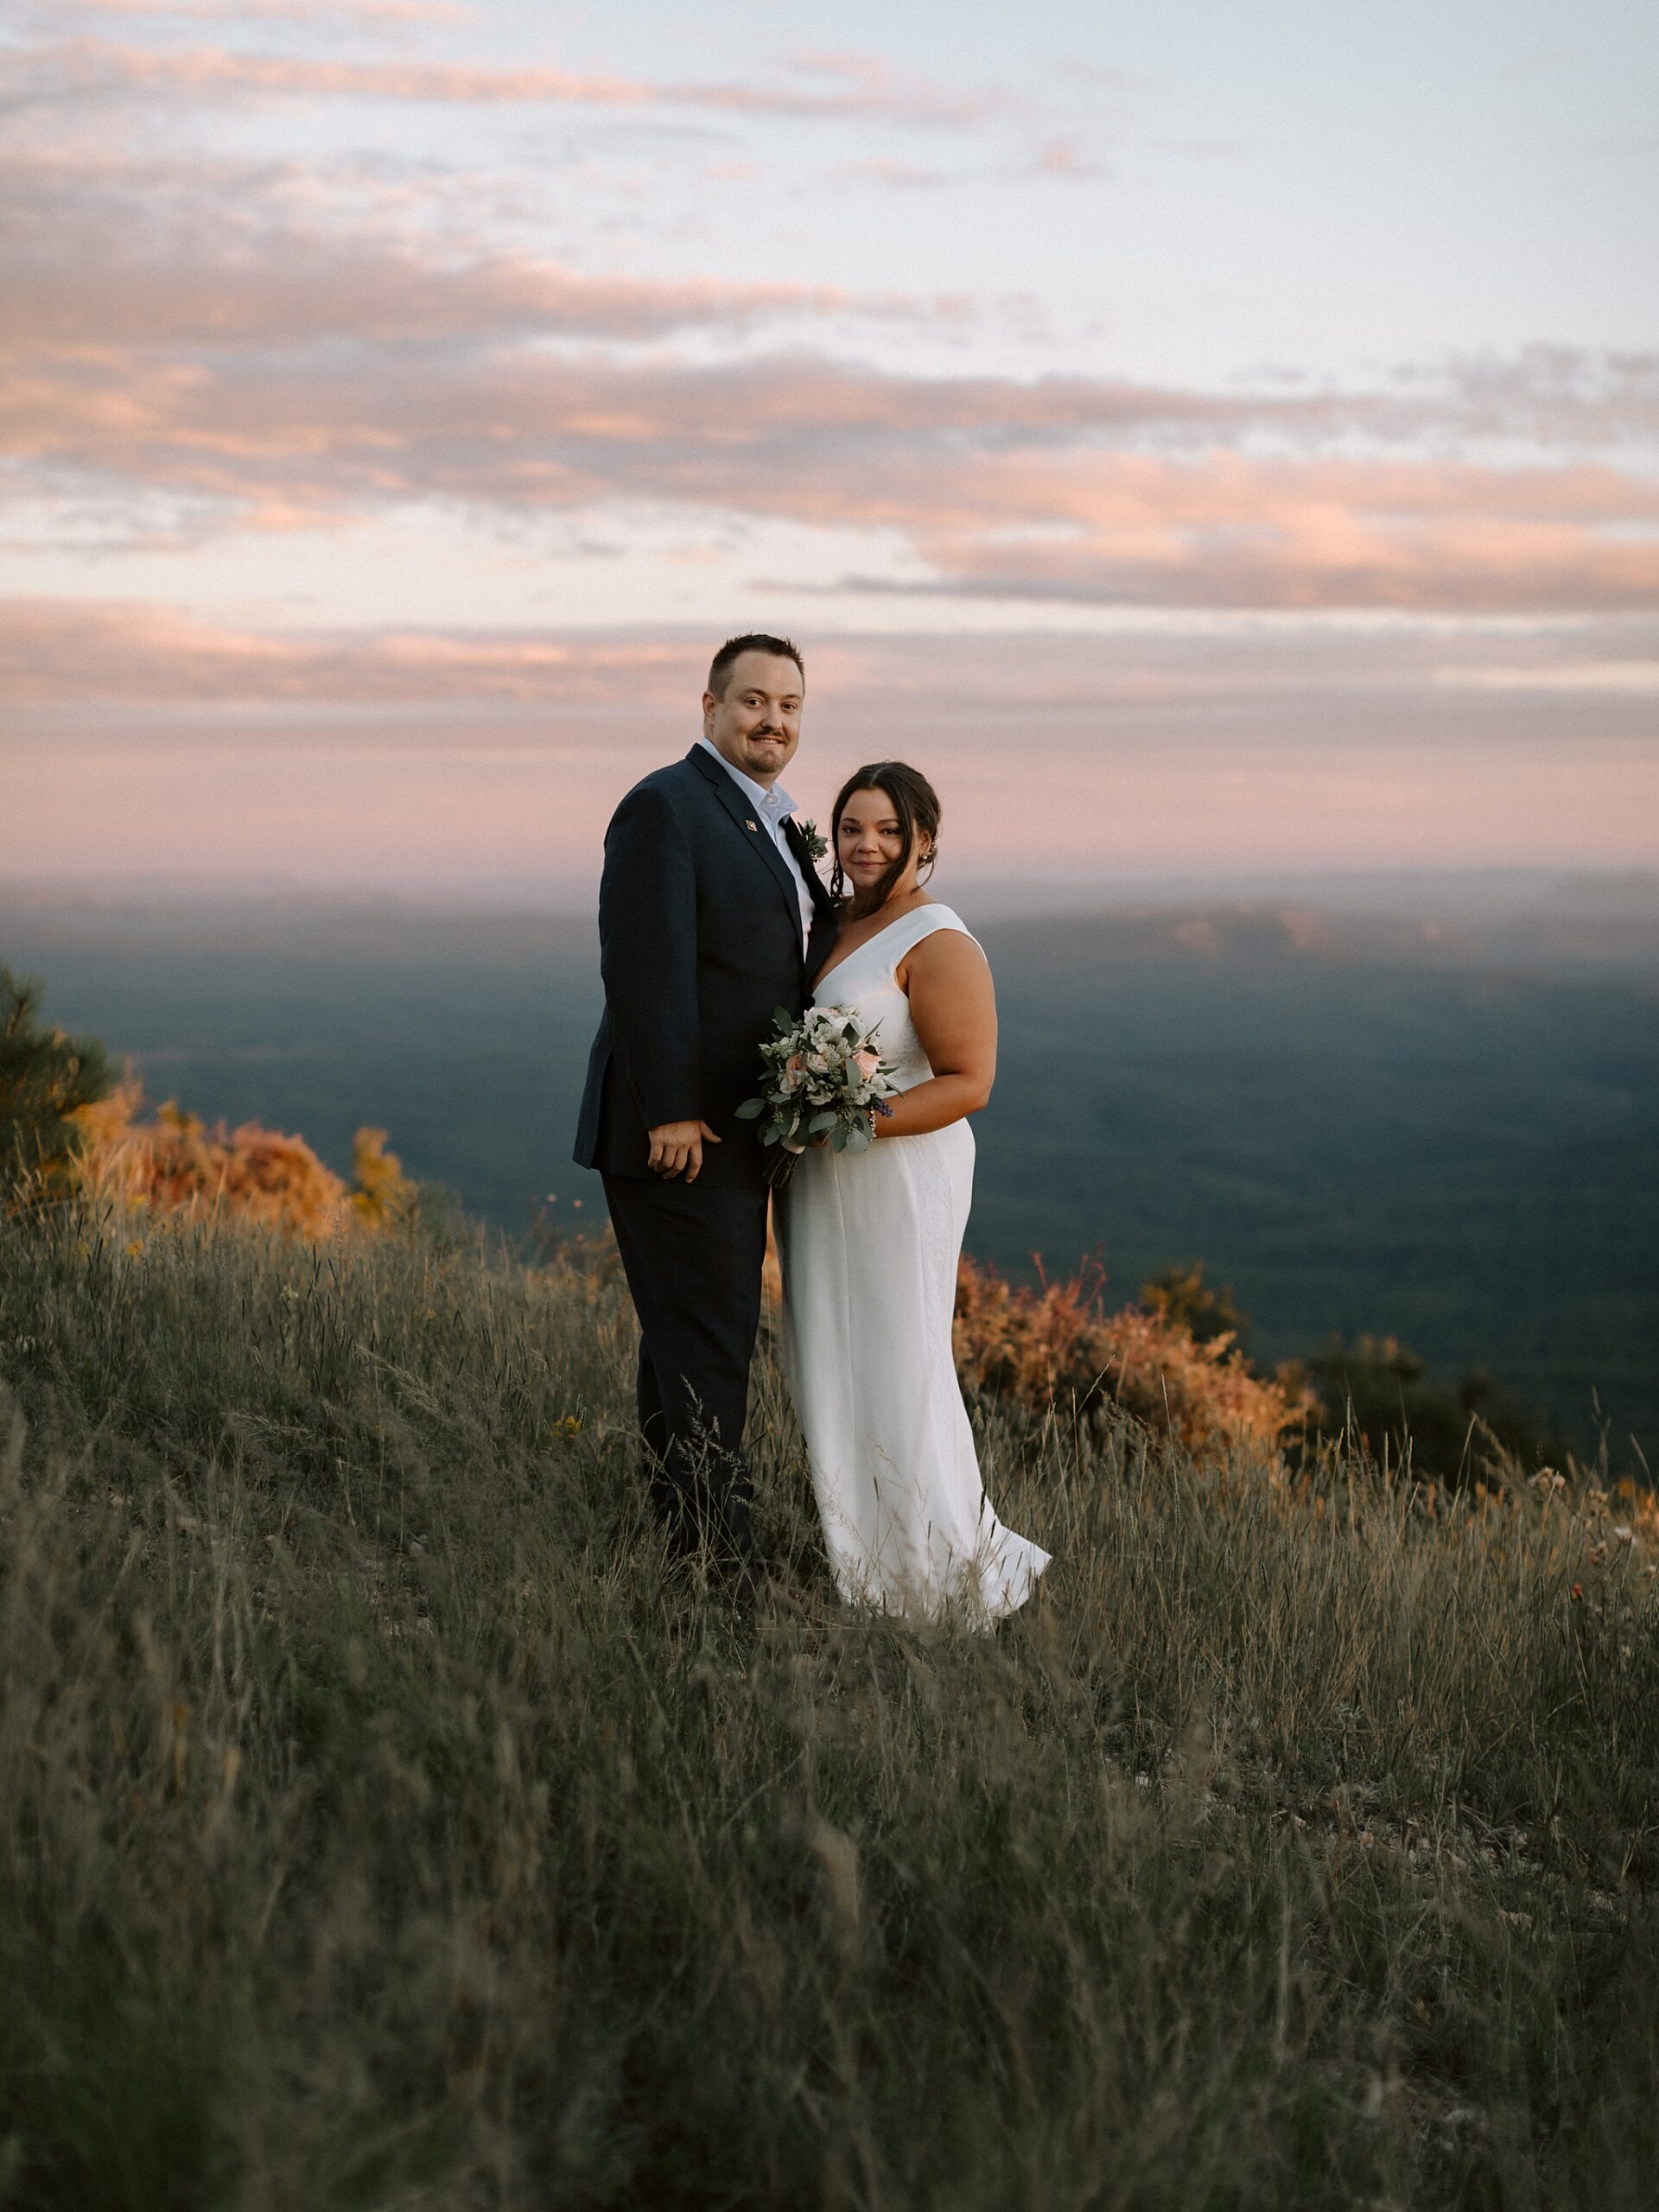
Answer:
(745, 819, 758, 832)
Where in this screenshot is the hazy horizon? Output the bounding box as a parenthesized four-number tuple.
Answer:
(7, 860, 1658, 923)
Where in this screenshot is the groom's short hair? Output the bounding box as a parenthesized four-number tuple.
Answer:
(707, 633, 804, 697)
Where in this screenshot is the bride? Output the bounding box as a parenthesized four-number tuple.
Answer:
(776, 761, 1051, 1624)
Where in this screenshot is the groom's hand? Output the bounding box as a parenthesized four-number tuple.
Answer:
(647, 1119, 721, 1181)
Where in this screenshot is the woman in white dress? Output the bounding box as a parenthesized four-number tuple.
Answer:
(776, 762, 1051, 1624)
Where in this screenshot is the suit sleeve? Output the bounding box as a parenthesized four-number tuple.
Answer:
(599, 783, 702, 1130)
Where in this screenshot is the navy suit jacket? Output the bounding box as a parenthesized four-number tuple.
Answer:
(574, 746, 841, 1189)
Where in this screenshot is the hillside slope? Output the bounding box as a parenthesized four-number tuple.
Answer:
(1, 1208, 1656, 2207)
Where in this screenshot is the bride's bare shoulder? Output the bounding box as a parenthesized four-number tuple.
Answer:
(897, 914, 991, 994)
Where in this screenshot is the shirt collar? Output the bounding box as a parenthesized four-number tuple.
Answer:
(697, 734, 795, 822)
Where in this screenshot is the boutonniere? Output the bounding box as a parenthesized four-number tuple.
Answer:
(793, 817, 829, 866)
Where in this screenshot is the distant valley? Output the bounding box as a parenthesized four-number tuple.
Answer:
(3, 882, 1656, 1463)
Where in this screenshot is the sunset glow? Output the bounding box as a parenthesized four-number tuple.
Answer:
(4, 0, 1656, 892)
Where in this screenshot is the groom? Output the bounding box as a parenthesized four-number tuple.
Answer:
(574, 634, 839, 1571)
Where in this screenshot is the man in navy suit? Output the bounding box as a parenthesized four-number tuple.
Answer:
(575, 635, 839, 1572)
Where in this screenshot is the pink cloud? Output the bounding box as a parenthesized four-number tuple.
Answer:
(0, 601, 692, 706)
(0, 240, 903, 355)
(784, 51, 895, 87)
(67, 1, 471, 22)
(4, 149, 1656, 618)
(1023, 137, 1113, 181)
(863, 450, 1659, 612)
(9, 601, 1659, 719)
(0, 151, 963, 359)
(830, 139, 1116, 190)
(6, 337, 1656, 611)
(831, 158, 956, 190)
(7, 36, 991, 123)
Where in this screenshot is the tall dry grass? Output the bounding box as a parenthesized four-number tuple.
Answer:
(1, 1202, 1656, 2209)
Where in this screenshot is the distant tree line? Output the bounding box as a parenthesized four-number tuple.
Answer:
(1141, 1257, 1573, 1483)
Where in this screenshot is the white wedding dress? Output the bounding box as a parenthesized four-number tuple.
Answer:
(776, 904, 1051, 1624)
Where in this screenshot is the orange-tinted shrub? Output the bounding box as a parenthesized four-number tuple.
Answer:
(953, 1255, 1306, 1460)
(348, 1127, 417, 1228)
(73, 1082, 410, 1241)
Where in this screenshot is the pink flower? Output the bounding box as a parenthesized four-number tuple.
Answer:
(855, 1047, 880, 1078)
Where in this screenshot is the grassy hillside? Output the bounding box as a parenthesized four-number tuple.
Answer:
(4, 893, 1655, 1459)
(2, 1205, 1656, 2208)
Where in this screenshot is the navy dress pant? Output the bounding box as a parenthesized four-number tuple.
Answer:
(602, 1172, 769, 1561)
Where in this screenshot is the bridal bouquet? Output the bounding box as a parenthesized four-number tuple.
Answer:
(735, 1004, 900, 1187)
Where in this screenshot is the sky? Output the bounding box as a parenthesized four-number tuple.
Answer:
(3, 0, 1656, 899)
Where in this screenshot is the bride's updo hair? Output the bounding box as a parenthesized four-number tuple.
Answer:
(830, 761, 942, 918)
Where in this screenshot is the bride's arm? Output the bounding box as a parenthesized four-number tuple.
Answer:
(874, 931, 997, 1139)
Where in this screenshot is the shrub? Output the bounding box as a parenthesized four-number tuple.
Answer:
(1305, 1332, 1573, 1485)
(79, 1090, 349, 1237)
(347, 1126, 418, 1229)
(1140, 1257, 1249, 1348)
(0, 968, 117, 1204)
(953, 1255, 1306, 1459)
(73, 1084, 416, 1242)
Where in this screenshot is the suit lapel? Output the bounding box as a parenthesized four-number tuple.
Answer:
(788, 818, 840, 981)
(784, 816, 835, 918)
(690, 744, 802, 931)
(781, 814, 815, 872)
